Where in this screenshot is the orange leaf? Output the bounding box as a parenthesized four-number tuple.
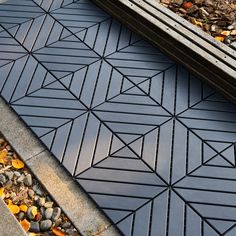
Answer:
(20, 219, 30, 232)
(52, 227, 66, 236)
(8, 204, 20, 214)
(19, 204, 28, 213)
(182, 2, 193, 9)
(12, 159, 24, 169)
(35, 212, 41, 221)
(0, 187, 5, 199)
(0, 150, 8, 164)
(214, 36, 225, 42)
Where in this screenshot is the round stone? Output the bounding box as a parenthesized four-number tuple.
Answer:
(5, 171, 14, 180)
(14, 171, 21, 178)
(28, 189, 35, 199)
(52, 207, 61, 222)
(44, 201, 54, 208)
(24, 174, 32, 186)
(33, 185, 43, 196)
(30, 221, 40, 233)
(62, 222, 71, 229)
(44, 208, 53, 219)
(38, 197, 45, 207)
(54, 218, 62, 227)
(0, 174, 6, 184)
(40, 220, 52, 231)
(18, 212, 25, 221)
(17, 174, 25, 183)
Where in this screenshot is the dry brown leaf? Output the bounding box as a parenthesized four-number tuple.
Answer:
(35, 212, 41, 221)
(19, 204, 28, 213)
(8, 204, 20, 214)
(12, 159, 24, 169)
(20, 219, 30, 232)
(52, 227, 66, 236)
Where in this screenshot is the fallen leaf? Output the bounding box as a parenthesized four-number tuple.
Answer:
(20, 219, 30, 232)
(182, 2, 193, 9)
(0, 187, 5, 199)
(29, 234, 36, 236)
(8, 204, 20, 214)
(31, 206, 38, 219)
(192, 19, 203, 27)
(214, 36, 225, 42)
(52, 227, 66, 236)
(19, 204, 28, 213)
(0, 150, 8, 164)
(35, 212, 41, 221)
(12, 159, 24, 169)
(221, 31, 230, 36)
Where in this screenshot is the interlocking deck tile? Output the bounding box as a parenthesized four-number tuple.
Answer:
(0, 0, 236, 235)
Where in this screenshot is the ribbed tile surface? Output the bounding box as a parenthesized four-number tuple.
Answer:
(0, 0, 236, 235)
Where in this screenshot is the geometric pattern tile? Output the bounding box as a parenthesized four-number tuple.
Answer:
(0, 0, 45, 30)
(0, 0, 236, 235)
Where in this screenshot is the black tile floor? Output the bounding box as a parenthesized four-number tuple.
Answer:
(1, 0, 236, 235)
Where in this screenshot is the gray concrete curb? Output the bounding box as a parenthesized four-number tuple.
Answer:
(0, 98, 120, 236)
(0, 198, 27, 236)
(92, 0, 236, 104)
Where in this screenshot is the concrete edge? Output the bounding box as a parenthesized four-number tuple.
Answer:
(0, 98, 121, 236)
(0, 198, 27, 236)
(92, 0, 236, 104)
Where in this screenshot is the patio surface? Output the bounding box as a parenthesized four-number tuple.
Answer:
(0, 0, 236, 235)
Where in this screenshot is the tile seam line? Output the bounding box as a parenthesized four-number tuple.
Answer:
(0, 100, 119, 236)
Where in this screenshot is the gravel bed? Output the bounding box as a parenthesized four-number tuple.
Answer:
(157, 0, 236, 49)
(0, 136, 81, 236)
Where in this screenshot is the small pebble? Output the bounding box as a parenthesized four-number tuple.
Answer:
(5, 171, 14, 180)
(18, 212, 25, 221)
(52, 207, 61, 221)
(28, 189, 35, 199)
(231, 42, 236, 49)
(30, 221, 40, 233)
(33, 185, 44, 196)
(38, 197, 46, 207)
(44, 208, 53, 219)
(44, 201, 54, 208)
(10, 192, 16, 199)
(40, 220, 52, 231)
(27, 206, 37, 220)
(65, 228, 76, 234)
(62, 222, 71, 229)
(0, 174, 6, 184)
(5, 180, 13, 189)
(54, 218, 62, 227)
(7, 151, 14, 156)
(14, 171, 21, 178)
(17, 174, 25, 183)
(23, 174, 32, 186)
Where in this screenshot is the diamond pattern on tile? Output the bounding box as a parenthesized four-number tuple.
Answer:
(11, 80, 87, 137)
(0, 0, 45, 30)
(0, 55, 55, 103)
(8, 14, 71, 52)
(33, 0, 76, 12)
(0, 0, 236, 235)
(0, 30, 27, 68)
(76, 18, 141, 56)
(51, 0, 110, 34)
(33, 34, 100, 78)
